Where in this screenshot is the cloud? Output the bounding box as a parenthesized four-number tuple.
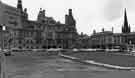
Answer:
(3, 0, 135, 34)
(103, 0, 124, 21)
(126, 0, 135, 11)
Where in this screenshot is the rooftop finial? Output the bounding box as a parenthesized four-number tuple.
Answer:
(102, 28, 104, 32)
(40, 8, 42, 11)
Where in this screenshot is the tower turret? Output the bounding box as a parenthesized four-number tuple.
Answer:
(24, 8, 28, 20)
(65, 9, 76, 26)
(37, 8, 46, 23)
(17, 0, 23, 11)
(69, 9, 72, 16)
(124, 8, 128, 28)
(65, 14, 68, 25)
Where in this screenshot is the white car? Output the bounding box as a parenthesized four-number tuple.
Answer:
(72, 48, 79, 51)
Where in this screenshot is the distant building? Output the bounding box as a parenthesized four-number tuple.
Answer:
(89, 31, 125, 49)
(89, 8, 135, 50)
(74, 32, 90, 48)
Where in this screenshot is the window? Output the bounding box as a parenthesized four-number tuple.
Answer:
(26, 40, 29, 43)
(23, 44, 25, 47)
(31, 40, 33, 44)
(18, 40, 22, 44)
(31, 46, 33, 49)
(19, 46, 22, 49)
(26, 46, 29, 49)
(48, 32, 53, 38)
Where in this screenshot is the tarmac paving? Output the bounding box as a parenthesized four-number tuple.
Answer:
(5, 54, 135, 78)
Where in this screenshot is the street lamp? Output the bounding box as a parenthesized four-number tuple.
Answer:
(0, 25, 7, 78)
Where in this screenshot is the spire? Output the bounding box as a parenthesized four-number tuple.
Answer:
(124, 8, 128, 27)
(17, 0, 23, 11)
(122, 8, 130, 33)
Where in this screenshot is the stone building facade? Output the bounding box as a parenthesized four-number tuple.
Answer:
(89, 31, 125, 49)
(37, 8, 77, 49)
(0, 26, 11, 49)
(0, 0, 77, 49)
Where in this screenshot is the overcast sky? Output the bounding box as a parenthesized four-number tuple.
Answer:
(2, 0, 135, 35)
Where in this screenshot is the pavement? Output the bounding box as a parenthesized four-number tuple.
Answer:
(59, 54, 135, 70)
(63, 52, 135, 67)
(4, 53, 135, 78)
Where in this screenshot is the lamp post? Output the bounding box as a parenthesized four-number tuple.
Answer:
(0, 25, 6, 78)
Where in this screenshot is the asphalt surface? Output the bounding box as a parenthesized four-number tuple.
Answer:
(5, 55, 135, 78)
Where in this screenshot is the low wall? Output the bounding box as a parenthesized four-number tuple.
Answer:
(11, 51, 59, 56)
